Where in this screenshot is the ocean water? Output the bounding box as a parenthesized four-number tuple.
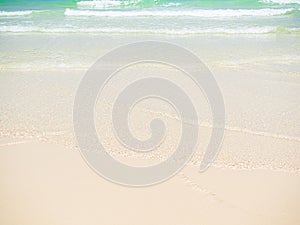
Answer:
(0, 0, 299, 34)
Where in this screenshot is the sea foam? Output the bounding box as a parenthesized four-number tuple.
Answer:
(0, 10, 33, 16)
(260, 0, 300, 4)
(64, 8, 295, 18)
(0, 25, 298, 34)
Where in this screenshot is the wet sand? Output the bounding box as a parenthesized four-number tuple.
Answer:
(0, 33, 300, 224)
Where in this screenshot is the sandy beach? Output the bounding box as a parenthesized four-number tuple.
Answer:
(0, 138, 299, 225)
(0, 31, 300, 224)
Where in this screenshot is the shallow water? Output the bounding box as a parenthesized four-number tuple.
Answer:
(1, 33, 299, 172)
(0, 0, 300, 34)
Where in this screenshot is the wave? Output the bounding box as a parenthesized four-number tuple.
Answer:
(77, 0, 123, 9)
(0, 10, 33, 16)
(65, 8, 295, 17)
(75, 0, 300, 10)
(260, 0, 300, 4)
(0, 25, 298, 34)
(77, 0, 182, 9)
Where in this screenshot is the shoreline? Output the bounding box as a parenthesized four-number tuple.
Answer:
(1, 31, 300, 224)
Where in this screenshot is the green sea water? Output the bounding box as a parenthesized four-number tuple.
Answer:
(0, 0, 299, 9)
(0, 0, 299, 34)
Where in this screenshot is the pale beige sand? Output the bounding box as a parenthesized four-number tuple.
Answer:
(0, 138, 300, 225)
(1, 33, 300, 224)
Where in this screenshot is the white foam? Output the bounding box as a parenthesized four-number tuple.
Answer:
(163, 2, 182, 7)
(77, 0, 181, 9)
(0, 25, 294, 34)
(146, 27, 278, 34)
(260, 0, 300, 4)
(77, 0, 142, 9)
(65, 8, 295, 18)
(0, 10, 33, 16)
(77, 0, 122, 9)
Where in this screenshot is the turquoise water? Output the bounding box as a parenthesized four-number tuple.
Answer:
(0, 0, 299, 34)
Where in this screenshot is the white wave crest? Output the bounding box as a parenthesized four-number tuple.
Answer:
(77, 0, 121, 9)
(77, 0, 142, 9)
(260, 0, 300, 4)
(0, 10, 33, 16)
(77, 0, 181, 9)
(1, 25, 297, 34)
(65, 8, 295, 18)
